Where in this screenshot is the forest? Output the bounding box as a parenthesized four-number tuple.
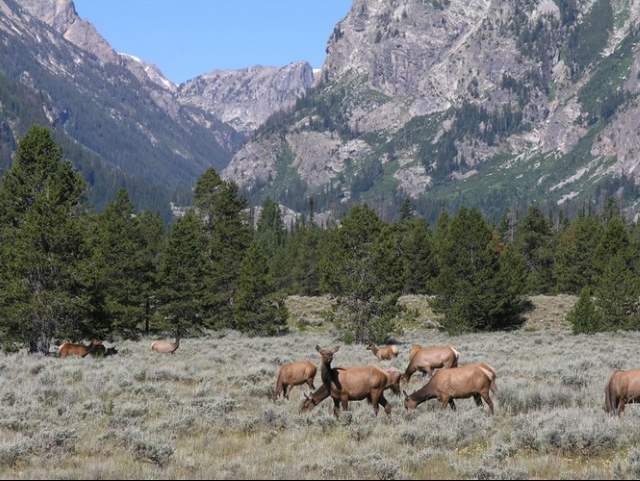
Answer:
(0, 126, 638, 353)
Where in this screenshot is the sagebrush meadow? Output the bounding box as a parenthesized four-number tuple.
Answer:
(2, 297, 640, 480)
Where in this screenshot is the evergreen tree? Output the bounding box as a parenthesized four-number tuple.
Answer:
(91, 190, 164, 337)
(256, 198, 290, 292)
(193, 169, 252, 328)
(395, 217, 438, 294)
(514, 207, 556, 294)
(568, 287, 602, 334)
(594, 254, 640, 331)
(320, 205, 402, 344)
(555, 215, 602, 293)
(399, 198, 415, 222)
(594, 214, 631, 274)
(234, 242, 288, 336)
(0, 127, 90, 352)
(431, 208, 527, 334)
(158, 211, 209, 335)
(289, 221, 322, 296)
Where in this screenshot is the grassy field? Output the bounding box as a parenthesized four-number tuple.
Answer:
(3, 295, 640, 479)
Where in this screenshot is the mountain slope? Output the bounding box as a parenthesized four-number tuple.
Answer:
(0, 0, 242, 214)
(225, 0, 640, 221)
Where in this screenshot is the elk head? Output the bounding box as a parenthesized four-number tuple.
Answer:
(404, 390, 418, 411)
(316, 345, 339, 365)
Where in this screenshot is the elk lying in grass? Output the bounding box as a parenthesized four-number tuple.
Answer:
(403, 345, 460, 382)
(273, 361, 317, 401)
(605, 369, 640, 416)
(404, 363, 497, 415)
(151, 336, 180, 354)
(300, 346, 394, 418)
(58, 340, 103, 359)
(367, 344, 399, 361)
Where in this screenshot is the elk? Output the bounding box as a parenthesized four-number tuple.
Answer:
(403, 345, 460, 382)
(151, 336, 180, 354)
(91, 344, 119, 358)
(301, 345, 393, 418)
(58, 340, 103, 359)
(367, 344, 400, 361)
(273, 361, 317, 401)
(605, 369, 640, 416)
(404, 363, 497, 415)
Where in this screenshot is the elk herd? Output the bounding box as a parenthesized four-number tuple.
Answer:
(54, 335, 640, 418)
(277, 343, 640, 419)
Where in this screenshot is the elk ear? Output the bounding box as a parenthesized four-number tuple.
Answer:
(315, 345, 322, 353)
(332, 346, 340, 354)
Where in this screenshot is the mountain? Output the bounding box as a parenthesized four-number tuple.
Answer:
(178, 63, 316, 136)
(224, 0, 640, 221)
(0, 0, 315, 217)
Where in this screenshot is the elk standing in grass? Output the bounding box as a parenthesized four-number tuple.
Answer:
(367, 344, 399, 361)
(605, 369, 640, 416)
(403, 345, 460, 382)
(58, 340, 103, 359)
(273, 361, 317, 401)
(151, 336, 180, 354)
(301, 345, 393, 418)
(404, 363, 497, 415)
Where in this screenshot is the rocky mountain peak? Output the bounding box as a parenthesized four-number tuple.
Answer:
(177, 62, 315, 135)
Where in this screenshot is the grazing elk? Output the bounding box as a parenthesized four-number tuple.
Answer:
(605, 370, 640, 416)
(273, 361, 317, 401)
(301, 345, 393, 418)
(403, 345, 460, 382)
(367, 344, 400, 361)
(151, 336, 180, 354)
(91, 344, 119, 358)
(58, 340, 103, 359)
(404, 363, 497, 415)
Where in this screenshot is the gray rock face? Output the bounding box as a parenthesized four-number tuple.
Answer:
(178, 63, 315, 136)
(226, 0, 640, 218)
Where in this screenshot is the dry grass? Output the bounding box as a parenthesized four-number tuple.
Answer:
(1, 295, 637, 480)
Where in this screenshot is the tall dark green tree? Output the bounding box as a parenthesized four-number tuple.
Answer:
(90, 190, 164, 337)
(514, 207, 556, 294)
(288, 220, 323, 296)
(594, 253, 640, 331)
(431, 208, 527, 334)
(555, 215, 603, 293)
(233, 242, 288, 336)
(158, 210, 209, 335)
(567, 287, 601, 334)
(0, 127, 90, 352)
(320, 205, 403, 344)
(395, 217, 437, 294)
(193, 169, 252, 328)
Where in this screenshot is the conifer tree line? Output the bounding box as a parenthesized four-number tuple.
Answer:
(1, 127, 639, 351)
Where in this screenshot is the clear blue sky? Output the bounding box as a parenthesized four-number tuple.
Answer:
(74, 1, 352, 84)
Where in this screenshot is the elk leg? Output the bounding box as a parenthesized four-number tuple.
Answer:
(473, 394, 483, 407)
(307, 379, 315, 390)
(425, 366, 434, 377)
(448, 399, 457, 411)
(371, 392, 382, 417)
(283, 384, 290, 400)
(333, 398, 341, 419)
(481, 391, 495, 416)
(404, 366, 416, 383)
(379, 395, 392, 416)
(618, 399, 626, 416)
(341, 396, 349, 412)
(440, 396, 450, 410)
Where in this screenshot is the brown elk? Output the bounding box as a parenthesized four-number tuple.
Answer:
(273, 361, 317, 401)
(300, 345, 393, 418)
(605, 370, 640, 416)
(403, 345, 460, 382)
(90, 344, 119, 358)
(404, 363, 497, 415)
(367, 344, 399, 361)
(58, 340, 103, 359)
(151, 336, 180, 354)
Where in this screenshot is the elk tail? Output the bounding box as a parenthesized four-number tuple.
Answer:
(451, 347, 460, 367)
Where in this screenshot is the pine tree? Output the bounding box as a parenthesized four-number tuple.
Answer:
(234, 242, 288, 336)
(289, 221, 322, 296)
(594, 214, 631, 275)
(514, 207, 556, 294)
(594, 254, 640, 331)
(568, 288, 601, 334)
(158, 210, 209, 335)
(193, 169, 252, 328)
(395, 217, 437, 294)
(431, 208, 526, 334)
(555, 215, 602, 293)
(256, 198, 290, 292)
(0, 127, 90, 352)
(90, 190, 164, 337)
(320, 205, 402, 344)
